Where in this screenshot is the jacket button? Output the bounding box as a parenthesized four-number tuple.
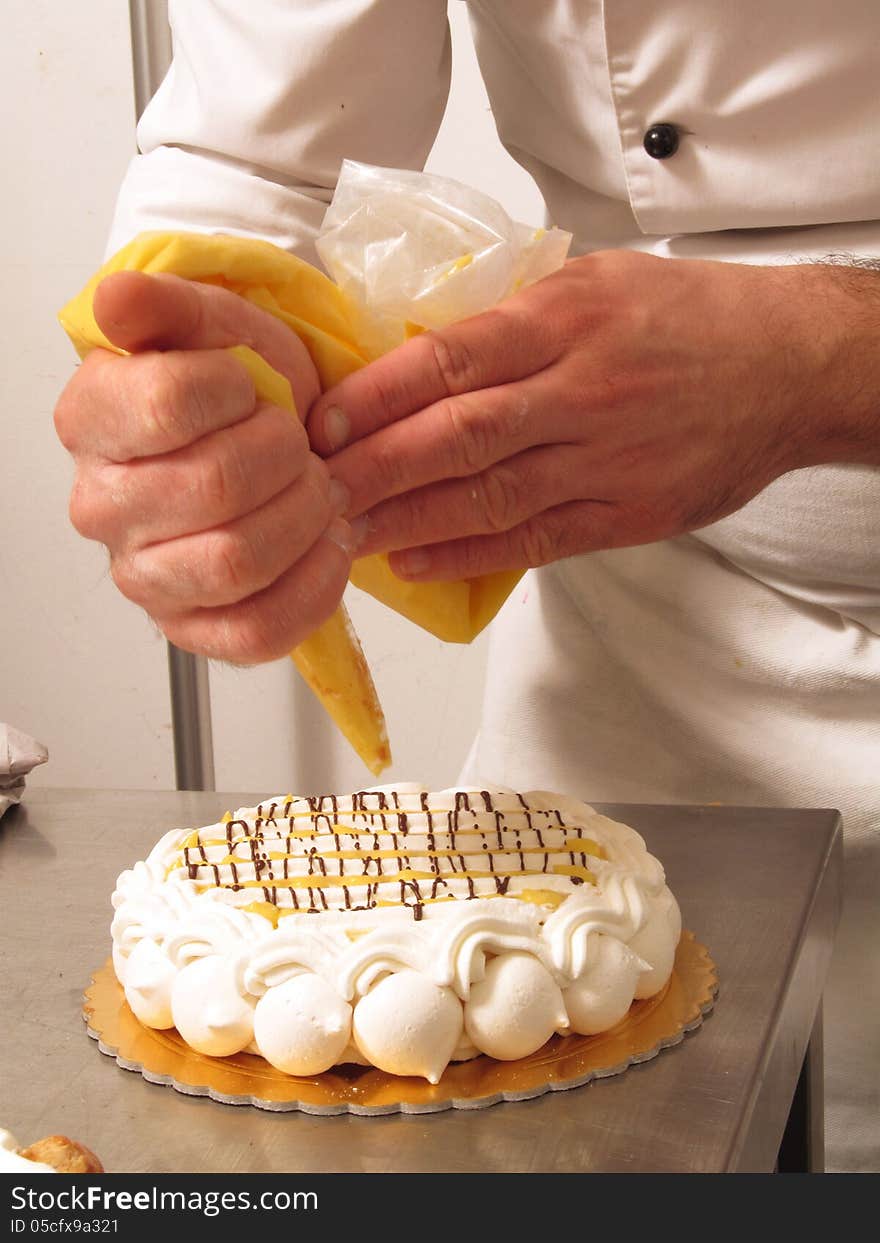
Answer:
(643, 123, 680, 159)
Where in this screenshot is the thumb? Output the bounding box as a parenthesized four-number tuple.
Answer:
(94, 270, 321, 419)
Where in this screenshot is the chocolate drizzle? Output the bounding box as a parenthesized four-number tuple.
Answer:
(175, 790, 602, 920)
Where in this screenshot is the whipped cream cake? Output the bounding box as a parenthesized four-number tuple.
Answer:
(110, 787, 682, 1083)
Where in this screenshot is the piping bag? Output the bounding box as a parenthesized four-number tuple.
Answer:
(59, 161, 571, 774)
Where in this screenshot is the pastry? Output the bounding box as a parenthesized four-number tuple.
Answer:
(1, 1128, 103, 1174)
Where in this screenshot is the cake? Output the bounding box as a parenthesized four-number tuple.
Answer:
(1, 1128, 103, 1174)
(110, 786, 682, 1083)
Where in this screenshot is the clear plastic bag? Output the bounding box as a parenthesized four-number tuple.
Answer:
(316, 160, 572, 351)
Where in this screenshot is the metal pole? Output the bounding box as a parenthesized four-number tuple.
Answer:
(128, 0, 216, 790)
(167, 643, 216, 792)
(128, 0, 173, 118)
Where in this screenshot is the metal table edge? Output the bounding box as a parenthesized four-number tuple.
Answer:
(728, 810, 844, 1171)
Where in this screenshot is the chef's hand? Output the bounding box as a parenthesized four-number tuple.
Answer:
(54, 271, 355, 662)
(309, 250, 877, 580)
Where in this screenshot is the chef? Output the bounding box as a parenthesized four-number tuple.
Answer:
(53, 2, 879, 1170)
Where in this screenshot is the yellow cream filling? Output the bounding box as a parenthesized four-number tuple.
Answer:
(195, 864, 596, 894)
(243, 885, 572, 924)
(167, 830, 606, 889)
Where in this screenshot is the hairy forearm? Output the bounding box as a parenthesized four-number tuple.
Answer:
(795, 256, 880, 468)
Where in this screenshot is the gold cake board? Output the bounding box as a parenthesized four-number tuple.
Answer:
(83, 930, 717, 1115)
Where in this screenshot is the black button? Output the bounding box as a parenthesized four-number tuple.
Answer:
(643, 123, 680, 159)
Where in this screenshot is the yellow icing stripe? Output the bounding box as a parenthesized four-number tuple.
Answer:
(239, 889, 568, 918)
(516, 889, 567, 910)
(375, 889, 568, 910)
(183, 838, 604, 863)
(200, 870, 438, 891)
(191, 865, 596, 892)
(184, 831, 605, 856)
(241, 901, 282, 927)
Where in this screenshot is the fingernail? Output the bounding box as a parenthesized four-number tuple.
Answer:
(324, 515, 372, 557)
(348, 515, 371, 552)
(394, 548, 431, 578)
(328, 478, 350, 517)
(324, 516, 358, 556)
(323, 406, 350, 452)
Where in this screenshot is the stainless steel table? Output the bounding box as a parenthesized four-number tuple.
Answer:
(0, 789, 841, 1174)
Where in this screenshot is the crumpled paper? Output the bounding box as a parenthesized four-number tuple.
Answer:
(0, 724, 48, 818)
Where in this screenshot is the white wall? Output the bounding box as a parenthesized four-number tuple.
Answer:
(1, 0, 175, 790)
(5, 2, 545, 797)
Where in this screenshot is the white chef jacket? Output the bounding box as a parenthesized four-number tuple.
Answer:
(108, 1, 880, 1171)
